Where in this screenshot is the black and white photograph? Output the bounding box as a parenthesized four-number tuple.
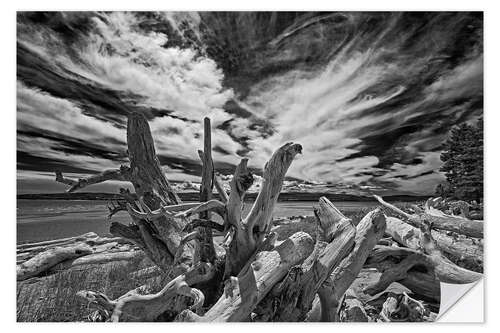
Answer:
(15, 10, 484, 322)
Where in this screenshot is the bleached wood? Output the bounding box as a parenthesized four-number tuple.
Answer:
(244, 143, 303, 234)
(331, 209, 386, 292)
(17, 244, 93, 280)
(251, 197, 357, 322)
(340, 289, 369, 322)
(226, 158, 252, 228)
(225, 143, 303, 277)
(77, 262, 215, 322)
(60, 166, 132, 193)
(385, 216, 482, 268)
(50, 250, 144, 271)
(175, 200, 225, 219)
(223, 158, 254, 277)
(367, 245, 481, 286)
(17, 232, 98, 253)
(195, 117, 217, 263)
(387, 215, 482, 283)
(214, 174, 229, 203)
(378, 291, 430, 322)
(307, 208, 387, 321)
(364, 248, 435, 295)
(316, 277, 338, 322)
(176, 232, 315, 322)
(42, 112, 479, 322)
(327, 208, 387, 314)
(374, 195, 483, 238)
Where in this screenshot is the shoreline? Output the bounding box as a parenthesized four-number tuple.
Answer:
(17, 191, 430, 202)
(17, 200, 378, 244)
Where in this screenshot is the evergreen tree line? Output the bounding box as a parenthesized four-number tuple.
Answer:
(436, 117, 483, 202)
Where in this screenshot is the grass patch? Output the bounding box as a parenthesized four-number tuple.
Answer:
(16, 256, 160, 322)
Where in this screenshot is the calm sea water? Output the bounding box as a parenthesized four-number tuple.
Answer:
(17, 199, 379, 243)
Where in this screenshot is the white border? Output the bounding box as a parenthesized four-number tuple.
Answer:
(3, 1, 498, 331)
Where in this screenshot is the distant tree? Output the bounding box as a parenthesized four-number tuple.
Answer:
(437, 118, 483, 202)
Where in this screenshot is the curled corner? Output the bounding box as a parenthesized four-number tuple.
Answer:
(437, 278, 484, 322)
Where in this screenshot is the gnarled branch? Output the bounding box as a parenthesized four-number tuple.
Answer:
(55, 166, 132, 193)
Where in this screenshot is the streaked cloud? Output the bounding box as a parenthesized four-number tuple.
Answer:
(16, 12, 483, 195)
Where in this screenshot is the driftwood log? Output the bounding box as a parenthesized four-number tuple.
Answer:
(374, 195, 482, 283)
(17, 244, 93, 281)
(385, 216, 483, 269)
(303, 207, 386, 321)
(16, 234, 140, 279)
(367, 211, 482, 285)
(374, 195, 483, 238)
(47, 112, 394, 322)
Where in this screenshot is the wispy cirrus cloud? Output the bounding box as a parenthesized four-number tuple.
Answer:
(16, 12, 483, 195)
(17, 12, 242, 183)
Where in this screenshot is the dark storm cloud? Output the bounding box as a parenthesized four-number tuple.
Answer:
(17, 151, 98, 174)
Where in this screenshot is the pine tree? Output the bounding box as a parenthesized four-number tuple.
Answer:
(438, 118, 483, 202)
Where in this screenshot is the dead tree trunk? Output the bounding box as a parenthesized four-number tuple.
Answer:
(195, 117, 216, 264)
(57, 113, 192, 273)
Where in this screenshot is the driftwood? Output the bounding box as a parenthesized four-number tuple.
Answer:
(249, 197, 355, 322)
(385, 216, 482, 269)
(378, 290, 431, 322)
(372, 195, 482, 287)
(374, 197, 482, 284)
(56, 167, 132, 193)
(49, 250, 145, 272)
(223, 143, 303, 277)
(327, 209, 386, 312)
(364, 246, 438, 295)
(17, 244, 93, 281)
(367, 242, 480, 287)
(305, 207, 386, 321)
(54, 113, 316, 322)
(246, 198, 387, 322)
(339, 289, 369, 322)
(77, 262, 215, 321)
(17, 233, 136, 264)
(17, 232, 98, 251)
(374, 195, 483, 238)
(57, 113, 187, 273)
(194, 118, 217, 264)
(177, 232, 314, 322)
(17, 236, 131, 258)
(42, 112, 466, 322)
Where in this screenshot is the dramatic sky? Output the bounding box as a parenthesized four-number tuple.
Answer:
(17, 12, 483, 195)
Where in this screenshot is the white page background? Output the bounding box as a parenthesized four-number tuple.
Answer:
(438, 279, 484, 322)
